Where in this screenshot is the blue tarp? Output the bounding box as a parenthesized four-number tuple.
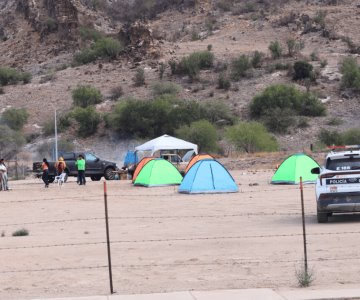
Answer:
(179, 159, 238, 194)
(123, 151, 138, 167)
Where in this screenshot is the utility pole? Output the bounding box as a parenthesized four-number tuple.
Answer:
(54, 109, 58, 160)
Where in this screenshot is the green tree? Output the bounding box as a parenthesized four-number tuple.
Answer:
(72, 85, 102, 108)
(176, 120, 218, 153)
(71, 106, 101, 137)
(1, 108, 29, 131)
(225, 122, 279, 153)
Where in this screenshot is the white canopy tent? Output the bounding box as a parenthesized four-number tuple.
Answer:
(135, 134, 198, 156)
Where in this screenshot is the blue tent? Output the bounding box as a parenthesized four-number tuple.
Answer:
(179, 159, 238, 194)
(123, 150, 138, 168)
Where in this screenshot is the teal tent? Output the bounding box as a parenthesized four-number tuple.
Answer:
(271, 153, 320, 184)
(134, 158, 183, 187)
(179, 159, 238, 194)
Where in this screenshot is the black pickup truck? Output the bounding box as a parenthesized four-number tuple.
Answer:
(33, 152, 118, 183)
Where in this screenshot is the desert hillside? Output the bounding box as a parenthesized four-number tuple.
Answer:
(0, 0, 359, 163)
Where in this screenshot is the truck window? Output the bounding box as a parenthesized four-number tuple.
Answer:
(85, 153, 98, 162)
(62, 153, 75, 160)
(326, 157, 360, 171)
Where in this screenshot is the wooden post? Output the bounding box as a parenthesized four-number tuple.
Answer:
(300, 176, 308, 273)
(104, 181, 114, 294)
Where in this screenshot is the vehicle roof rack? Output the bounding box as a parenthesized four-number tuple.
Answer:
(327, 145, 360, 151)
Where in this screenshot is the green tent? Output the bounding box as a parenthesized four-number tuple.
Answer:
(271, 153, 320, 184)
(133, 158, 183, 187)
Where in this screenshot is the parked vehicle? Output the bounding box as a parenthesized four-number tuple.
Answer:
(33, 152, 118, 183)
(311, 146, 360, 223)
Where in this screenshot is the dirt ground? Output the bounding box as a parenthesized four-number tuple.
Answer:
(1, 170, 360, 300)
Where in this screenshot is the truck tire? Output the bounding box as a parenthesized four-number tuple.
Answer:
(91, 175, 102, 181)
(317, 210, 328, 223)
(104, 167, 115, 180)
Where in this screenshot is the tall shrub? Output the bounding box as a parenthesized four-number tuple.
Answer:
(225, 122, 278, 153)
(72, 85, 102, 108)
(1, 108, 29, 131)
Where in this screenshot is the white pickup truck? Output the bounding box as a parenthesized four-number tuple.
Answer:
(311, 147, 360, 223)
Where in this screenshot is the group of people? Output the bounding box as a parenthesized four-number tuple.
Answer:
(41, 155, 86, 188)
(0, 158, 9, 191)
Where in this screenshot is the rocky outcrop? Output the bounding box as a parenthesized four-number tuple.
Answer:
(16, 0, 78, 40)
(118, 21, 161, 61)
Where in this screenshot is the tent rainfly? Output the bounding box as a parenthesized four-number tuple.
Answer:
(135, 134, 198, 156)
(271, 153, 320, 184)
(179, 159, 238, 194)
(184, 153, 214, 174)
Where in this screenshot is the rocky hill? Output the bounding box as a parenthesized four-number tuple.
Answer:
(0, 0, 360, 162)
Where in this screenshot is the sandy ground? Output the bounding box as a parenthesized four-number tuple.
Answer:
(1, 170, 360, 300)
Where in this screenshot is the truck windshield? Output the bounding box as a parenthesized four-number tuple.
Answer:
(85, 153, 98, 162)
(326, 157, 360, 171)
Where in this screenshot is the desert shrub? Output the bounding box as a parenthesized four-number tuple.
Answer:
(251, 51, 264, 68)
(318, 129, 343, 146)
(73, 48, 98, 65)
(159, 62, 166, 79)
(152, 82, 181, 97)
(0, 125, 25, 158)
(45, 17, 58, 32)
(262, 107, 295, 134)
(217, 73, 231, 90)
(313, 10, 327, 28)
(326, 117, 342, 126)
(293, 61, 313, 80)
(225, 121, 279, 153)
(43, 113, 71, 136)
(133, 68, 145, 86)
(79, 26, 102, 41)
(340, 57, 360, 92)
(176, 120, 218, 152)
(110, 85, 123, 101)
(230, 54, 251, 80)
(310, 51, 319, 61)
(216, 0, 233, 11)
(269, 40, 282, 59)
(320, 59, 328, 68)
(202, 100, 235, 125)
(250, 84, 325, 119)
(286, 39, 305, 57)
(73, 37, 123, 65)
(177, 51, 214, 80)
(71, 106, 101, 137)
(297, 116, 309, 128)
(72, 85, 102, 108)
(12, 228, 29, 236)
(0, 67, 32, 85)
(93, 37, 122, 59)
(342, 129, 360, 145)
(1, 108, 29, 131)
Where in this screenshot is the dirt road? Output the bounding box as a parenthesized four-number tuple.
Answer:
(1, 170, 360, 299)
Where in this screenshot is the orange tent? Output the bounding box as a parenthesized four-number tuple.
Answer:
(132, 157, 155, 183)
(185, 154, 214, 174)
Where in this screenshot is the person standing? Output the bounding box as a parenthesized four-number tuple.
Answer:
(42, 158, 50, 188)
(0, 158, 9, 191)
(75, 155, 86, 185)
(54, 157, 66, 176)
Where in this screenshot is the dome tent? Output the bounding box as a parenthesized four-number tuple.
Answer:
(271, 153, 320, 184)
(133, 158, 183, 187)
(179, 159, 238, 194)
(184, 153, 214, 174)
(132, 157, 154, 183)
